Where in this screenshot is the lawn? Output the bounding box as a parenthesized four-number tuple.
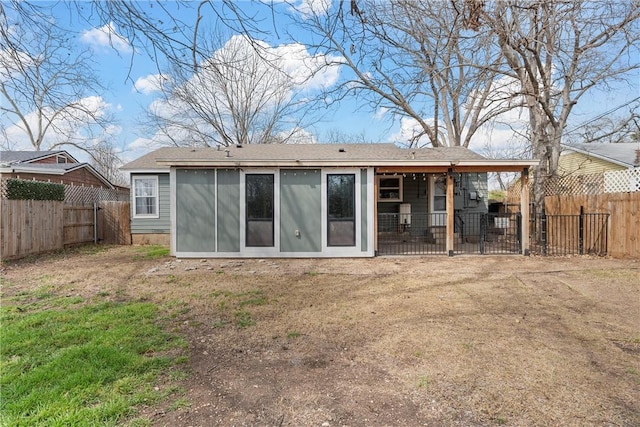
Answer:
(1, 246, 639, 426)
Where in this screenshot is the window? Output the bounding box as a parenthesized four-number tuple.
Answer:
(327, 174, 355, 246)
(377, 176, 403, 202)
(246, 174, 274, 247)
(433, 174, 447, 211)
(56, 155, 67, 164)
(133, 176, 158, 218)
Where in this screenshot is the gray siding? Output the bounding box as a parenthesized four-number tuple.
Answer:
(131, 173, 170, 234)
(361, 169, 368, 251)
(176, 169, 215, 252)
(454, 172, 488, 236)
(216, 169, 240, 252)
(454, 173, 488, 213)
(280, 169, 321, 253)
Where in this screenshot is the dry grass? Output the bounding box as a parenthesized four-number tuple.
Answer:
(2, 246, 639, 426)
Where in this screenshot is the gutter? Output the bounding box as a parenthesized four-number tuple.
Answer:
(154, 159, 538, 170)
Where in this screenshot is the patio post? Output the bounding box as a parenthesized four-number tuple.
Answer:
(446, 167, 455, 256)
(520, 168, 530, 255)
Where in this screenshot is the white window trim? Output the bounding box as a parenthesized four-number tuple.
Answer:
(132, 175, 160, 219)
(429, 174, 447, 227)
(321, 169, 361, 256)
(376, 175, 403, 202)
(240, 169, 280, 257)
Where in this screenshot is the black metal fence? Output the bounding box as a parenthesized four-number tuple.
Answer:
(377, 213, 447, 255)
(454, 212, 522, 254)
(530, 208, 609, 256)
(377, 208, 609, 256)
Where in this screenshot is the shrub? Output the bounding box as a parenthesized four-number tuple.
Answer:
(6, 179, 65, 201)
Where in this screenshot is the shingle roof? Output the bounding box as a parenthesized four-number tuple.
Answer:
(122, 143, 487, 170)
(0, 150, 67, 164)
(562, 142, 640, 168)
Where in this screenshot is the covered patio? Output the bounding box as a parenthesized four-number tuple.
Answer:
(373, 162, 535, 256)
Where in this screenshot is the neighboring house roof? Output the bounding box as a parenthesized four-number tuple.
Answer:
(122, 144, 536, 171)
(0, 150, 79, 164)
(0, 150, 115, 189)
(561, 142, 640, 168)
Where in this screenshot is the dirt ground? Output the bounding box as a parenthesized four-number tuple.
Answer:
(2, 246, 639, 427)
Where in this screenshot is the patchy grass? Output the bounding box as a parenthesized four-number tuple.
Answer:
(0, 291, 187, 427)
(134, 245, 170, 260)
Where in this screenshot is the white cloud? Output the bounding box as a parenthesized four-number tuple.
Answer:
(273, 42, 343, 91)
(374, 107, 389, 120)
(292, 0, 332, 18)
(133, 34, 342, 148)
(278, 127, 317, 144)
(133, 74, 168, 95)
(1, 95, 115, 151)
(387, 117, 433, 147)
(0, 49, 33, 83)
(81, 22, 132, 54)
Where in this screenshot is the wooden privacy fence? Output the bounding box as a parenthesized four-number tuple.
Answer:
(1, 200, 131, 261)
(543, 192, 640, 258)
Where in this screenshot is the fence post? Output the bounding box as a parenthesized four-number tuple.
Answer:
(516, 212, 522, 254)
(541, 209, 547, 256)
(579, 205, 584, 255)
(93, 202, 98, 244)
(480, 214, 486, 254)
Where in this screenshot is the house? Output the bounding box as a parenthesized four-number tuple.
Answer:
(559, 142, 640, 175)
(0, 150, 116, 189)
(558, 142, 640, 193)
(121, 143, 536, 257)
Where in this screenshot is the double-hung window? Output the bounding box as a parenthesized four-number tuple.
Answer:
(133, 176, 159, 218)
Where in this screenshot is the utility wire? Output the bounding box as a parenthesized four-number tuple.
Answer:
(563, 96, 640, 135)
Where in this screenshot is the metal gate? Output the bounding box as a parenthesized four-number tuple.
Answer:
(529, 208, 609, 256)
(454, 212, 522, 254)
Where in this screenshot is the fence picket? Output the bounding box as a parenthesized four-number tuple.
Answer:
(1, 200, 131, 261)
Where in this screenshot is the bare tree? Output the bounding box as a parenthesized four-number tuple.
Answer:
(287, 0, 515, 148)
(323, 128, 369, 144)
(0, 5, 115, 162)
(478, 0, 640, 211)
(146, 33, 323, 147)
(2, 1, 265, 78)
(90, 141, 127, 187)
(564, 103, 640, 145)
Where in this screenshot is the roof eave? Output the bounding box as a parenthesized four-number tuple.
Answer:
(561, 145, 634, 168)
(155, 159, 538, 172)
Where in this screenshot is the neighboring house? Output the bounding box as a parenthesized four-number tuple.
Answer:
(559, 142, 640, 175)
(0, 150, 129, 204)
(122, 143, 535, 258)
(0, 150, 115, 189)
(558, 143, 640, 193)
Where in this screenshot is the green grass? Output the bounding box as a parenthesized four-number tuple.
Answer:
(134, 245, 170, 260)
(1, 297, 187, 426)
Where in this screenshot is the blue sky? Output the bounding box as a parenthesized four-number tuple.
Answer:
(2, 1, 638, 165)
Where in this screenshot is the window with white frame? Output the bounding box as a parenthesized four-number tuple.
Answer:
(133, 176, 159, 218)
(245, 174, 274, 247)
(327, 174, 356, 246)
(377, 176, 403, 202)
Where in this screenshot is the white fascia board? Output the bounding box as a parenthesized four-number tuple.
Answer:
(124, 168, 171, 174)
(155, 159, 539, 168)
(0, 166, 66, 175)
